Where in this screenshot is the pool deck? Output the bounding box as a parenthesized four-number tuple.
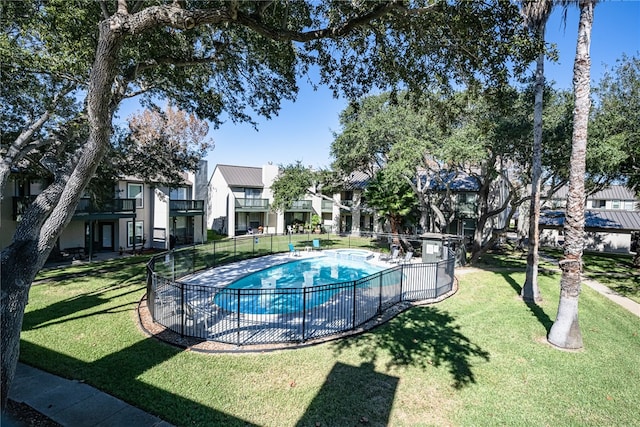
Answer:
(181, 250, 401, 288)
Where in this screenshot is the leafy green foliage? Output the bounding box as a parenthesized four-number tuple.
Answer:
(270, 161, 314, 212)
(590, 54, 640, 193)
(364, 169, 418, 234)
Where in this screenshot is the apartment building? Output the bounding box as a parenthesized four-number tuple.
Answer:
(206, 164, 376, 237)
(1, 161, 207, 257)
(539, 184, 640, 253)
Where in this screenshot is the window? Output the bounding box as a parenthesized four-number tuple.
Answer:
(170, 187, 190, 200)
(612, 200, 621, 209)
(245, 188, 261, 199)
(127, 183, 143, 208)
(127, 221, 144, 247)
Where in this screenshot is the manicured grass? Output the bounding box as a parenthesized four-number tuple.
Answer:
(19, 249, 640, 426)
(478, 246, 640, 304)
(541, 248, 640, 304)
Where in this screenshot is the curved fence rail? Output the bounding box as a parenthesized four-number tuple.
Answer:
(146, 237, 456, 346)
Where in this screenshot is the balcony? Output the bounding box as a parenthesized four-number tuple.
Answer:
(75, 198, 137, 215)
(235, 198, 269, 211)
(321, 200, 334, 212)
(340, 200, 354, 210)
(456, 202, 477, 218)
(170, 199, 205, 215)
(13, 197, 136, 220)
(288, 200, 312, 211)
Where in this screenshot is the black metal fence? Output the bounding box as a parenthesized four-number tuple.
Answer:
(146, 234, 456, 346)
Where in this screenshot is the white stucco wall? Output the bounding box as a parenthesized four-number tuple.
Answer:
(58, 221, 85, 249)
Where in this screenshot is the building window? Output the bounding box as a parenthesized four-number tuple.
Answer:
(612, 200, 621, 209)
(127, 183, 143, 208)
(245, 188, 261, 199)
(593, 199, 606, 208)
(127, 221, 144, 247)
(170, 187, 190, 200)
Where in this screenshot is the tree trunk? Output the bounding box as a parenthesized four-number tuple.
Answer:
(0, 19, 123, 410)
(548, 0, 595, 350)
(523, 25, 547, 303)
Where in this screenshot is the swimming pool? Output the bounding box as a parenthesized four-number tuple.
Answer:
(214, 254, 385, 315)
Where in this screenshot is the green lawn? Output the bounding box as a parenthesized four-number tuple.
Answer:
(18, 247, 640, 426)
(477, 247, 640, 304)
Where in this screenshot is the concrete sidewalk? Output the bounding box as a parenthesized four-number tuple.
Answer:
(7, 363, 174, 427)
(582, 278, 640, 317)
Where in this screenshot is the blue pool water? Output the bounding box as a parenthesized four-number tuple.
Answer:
(228, 256, 382, 290)
(214, 254, 387, 315)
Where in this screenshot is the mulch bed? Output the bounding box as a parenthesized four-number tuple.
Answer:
(4, 399, 61, 427)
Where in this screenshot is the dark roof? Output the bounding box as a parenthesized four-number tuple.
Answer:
(344, 171, 370, 190)
(550, 184, 637, 201)
(216, 164, 264, 188)
(420, 171, 480, 192)
(540, 209, 640, 231)
(590, 185, 638, 201)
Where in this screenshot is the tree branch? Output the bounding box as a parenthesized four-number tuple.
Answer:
(0, 84, 74, 195)
(122, 2, 407, 42)
(99, 1, 110, 19)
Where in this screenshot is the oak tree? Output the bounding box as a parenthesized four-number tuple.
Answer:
(1, 0, 534, 407)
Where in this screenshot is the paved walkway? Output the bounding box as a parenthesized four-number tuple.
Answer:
(582, 277, 640, 317)
(7, 363, 174, 427)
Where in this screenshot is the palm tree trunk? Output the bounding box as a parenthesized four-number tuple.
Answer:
(548, 0, 596, 350)
(522, 0, 552, 302)
(523, 46, 545, 302)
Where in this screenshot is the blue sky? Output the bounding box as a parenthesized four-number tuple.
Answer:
(121, 2, 640, 175)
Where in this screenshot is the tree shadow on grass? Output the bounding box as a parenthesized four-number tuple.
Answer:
(498, 271, 554, 333)
(22, 286, 144, 331)
(296, 362, 398, 427)
(18, 339, 257, 426)
(331, 306, 490, 389)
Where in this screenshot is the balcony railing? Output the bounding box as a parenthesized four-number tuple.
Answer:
(321, 200, 334, 211)
(13, 196, 136, 220)
(75, 198, 137, 215)
(235, 198, 269, 210)
(170, 199, 205, 213)
(288, 200, 312, 211)
(456, 202, 477, 218)
(340, 200, 354, 210)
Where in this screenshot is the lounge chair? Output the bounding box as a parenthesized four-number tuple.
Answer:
(399, 251, 414, 264)
(288, 243, 300, 257)
(312, 239, 321, 250)
(385, 248, 400, 263)
(186, 302, 209, 335)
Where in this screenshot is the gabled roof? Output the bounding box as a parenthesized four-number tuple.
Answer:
(418, 170, 480, 192)
(550, 184, 638, 201)
(540, 209, 640, 231)
(216, 164, 264, 188)
(344, 171, 370, 190)
(589, 185, 638, 201)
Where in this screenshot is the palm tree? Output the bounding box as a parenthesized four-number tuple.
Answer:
(521, 0, 553, 303)
(548, 0, 597, 349)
